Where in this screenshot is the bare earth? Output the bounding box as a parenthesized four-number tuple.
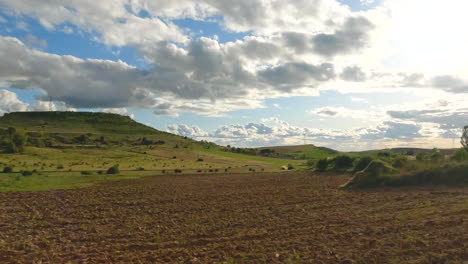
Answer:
(0, 172, 467, 263)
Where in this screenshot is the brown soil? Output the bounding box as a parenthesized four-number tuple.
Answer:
(0, 172, 467, 263)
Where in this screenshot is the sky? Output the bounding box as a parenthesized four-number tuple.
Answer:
(0, 0, 467, 151)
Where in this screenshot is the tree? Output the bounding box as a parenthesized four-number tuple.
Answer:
(316, 159, 328, 172)
(334, 155, 354, 170)
(1, 128, 28, 153)
(462, 126, 468, 151)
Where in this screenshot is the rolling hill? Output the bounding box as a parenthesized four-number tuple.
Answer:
(0, 111, 304, 191)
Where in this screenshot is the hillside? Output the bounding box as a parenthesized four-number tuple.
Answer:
(0, 111, 158, 134)
(0, 111, 303, 191)
(256, 144, 339, 159)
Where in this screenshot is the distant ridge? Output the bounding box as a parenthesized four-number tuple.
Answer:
(257, 144, 339, 154)
(0, 111, 159, 134)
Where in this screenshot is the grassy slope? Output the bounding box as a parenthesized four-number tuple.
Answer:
(0, 112, 303, 191)
(256, 144, 339, 160)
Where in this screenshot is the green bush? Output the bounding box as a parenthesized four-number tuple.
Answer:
(395, 164, 468, 187)
(354, 156, 373, 172)
(81, 171, 93, 175)
(334, 155, 354, 170)
(106, 164, 120, 174)
(430, 151, 444, 162)
(137, 167, 145, 171)
(306, 160, 315, 167)
(392, 156, 408, 168)
(416, 152, 428, 161)
(21, 170, 33, 176)
(316, 159, 328, 172)
(451, 148, 468, 162)
(57, 164, 64, 170)
(174, 169, 182, 173)
(342, 160, 397, 189)
(2, 166, 13, 173)
(287, 164, 295, 170)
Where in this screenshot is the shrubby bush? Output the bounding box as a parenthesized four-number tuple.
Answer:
(451, 148, 468, 162)
(416, 152, 428, 161)
(430, 151, 444, 162)
(106, 164, 120, 174)
(316, 159, 328, 172)
(2, 166, 13, 173)
(354, 156, 373, 172)
(334, 155, 354, 170)
(1, 128, 28, 153)
(21, 170, 33, 176)
(392, 156, 408, 168)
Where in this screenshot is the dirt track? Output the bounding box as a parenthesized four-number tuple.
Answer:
(1, 172, 467, 263)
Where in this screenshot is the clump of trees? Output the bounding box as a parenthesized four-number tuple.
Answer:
(0, 127, 28, 153)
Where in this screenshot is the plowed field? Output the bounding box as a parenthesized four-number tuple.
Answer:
(1, 172, 467, 263)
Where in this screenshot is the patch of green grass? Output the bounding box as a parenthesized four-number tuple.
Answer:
(0, 173, 144, 192)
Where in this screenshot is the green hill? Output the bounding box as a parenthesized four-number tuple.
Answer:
(256, 144, 339, 160)
(0, 111, 158, 134)
(0, 111, 302, 192)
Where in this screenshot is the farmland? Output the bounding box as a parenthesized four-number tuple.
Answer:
(1, 172, 467, 263)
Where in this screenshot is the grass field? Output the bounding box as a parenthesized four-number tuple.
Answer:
(0, 112, 308, 191)
(0, 172, 467, 263)
(0, 146, 303, 191)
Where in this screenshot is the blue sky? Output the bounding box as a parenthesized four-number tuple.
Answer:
(0, 0, 467, 150)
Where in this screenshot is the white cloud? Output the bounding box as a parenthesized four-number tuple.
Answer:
(100, 108, 134, 119)
(0, 90, 28, 115)
(166, 117, 439, 150)
(309, 106, 385, 121)
(24, 34, 47, 49)
(166, 124, 208, 137)
(0, 0, 188, 47)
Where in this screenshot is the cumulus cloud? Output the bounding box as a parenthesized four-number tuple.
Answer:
(310, 107, 385, 120)
(340, 66, 367, 82)
(312, 16, 374, 57)
(166, 117, 432, 150)
(1, 0, 467, 128)
(0, 37, 142, 108)
(0, 0, 187, 47)
(166, 124, 208, 137)
(24, 34, 47, 49)
(432, 75, 468, 93)
(0, 90, 28, 115)
(0, 89, 76, 115)
(100, 108, 135, 119)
